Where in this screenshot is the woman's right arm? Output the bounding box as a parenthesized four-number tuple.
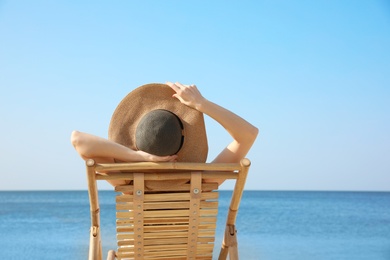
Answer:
(70, 130, 177, 162)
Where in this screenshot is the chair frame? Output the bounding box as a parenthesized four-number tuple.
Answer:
(85, 158, 251, 260)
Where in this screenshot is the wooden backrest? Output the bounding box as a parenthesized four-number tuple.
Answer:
(85, 159, 251, 260)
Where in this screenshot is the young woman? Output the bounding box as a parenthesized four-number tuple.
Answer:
(71, 82, 258, 186)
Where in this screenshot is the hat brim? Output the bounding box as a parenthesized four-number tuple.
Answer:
(108, 83, 208, 162)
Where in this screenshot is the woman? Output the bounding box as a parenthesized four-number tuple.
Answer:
(71, 82, 258, 186)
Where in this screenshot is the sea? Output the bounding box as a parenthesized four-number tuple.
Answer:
(0, 190, 389, 260)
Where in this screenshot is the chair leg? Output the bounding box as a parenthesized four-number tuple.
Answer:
(218, 224, 239, 260)
(106, 250, 116, 260)
(89, 226, 102, 260)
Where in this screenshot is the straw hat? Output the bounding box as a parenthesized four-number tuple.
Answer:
(108, 83, 208, 162)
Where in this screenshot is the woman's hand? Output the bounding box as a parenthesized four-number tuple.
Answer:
(166, 82, 206, 111)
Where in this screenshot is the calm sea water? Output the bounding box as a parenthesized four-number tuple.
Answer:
(0, 191, 389, 260)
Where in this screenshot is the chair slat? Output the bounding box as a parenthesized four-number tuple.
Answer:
(117, 199, 218, 211)
(96, 171, 238, 181)
(95, 161, 241, 172)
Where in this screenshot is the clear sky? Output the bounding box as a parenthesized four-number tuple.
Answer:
(0, 1, 389, 191)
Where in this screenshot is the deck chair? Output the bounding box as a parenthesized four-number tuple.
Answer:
(85, 158, 251, 260)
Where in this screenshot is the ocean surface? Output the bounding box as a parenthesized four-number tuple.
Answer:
(0, 190, 389, 260)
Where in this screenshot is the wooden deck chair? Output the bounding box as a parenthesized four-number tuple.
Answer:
(85, 158, 251, 260)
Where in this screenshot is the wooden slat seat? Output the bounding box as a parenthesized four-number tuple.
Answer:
(86, 158, 251, 260)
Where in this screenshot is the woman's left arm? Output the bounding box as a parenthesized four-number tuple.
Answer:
(167, 82, 259, 164)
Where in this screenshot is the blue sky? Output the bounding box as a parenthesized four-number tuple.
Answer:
(0, 1, 389, 191)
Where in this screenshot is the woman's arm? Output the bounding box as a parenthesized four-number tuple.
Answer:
(71, 130, 178, 163)
(71, 130, 178, 187)
(166, 82, 259, 164)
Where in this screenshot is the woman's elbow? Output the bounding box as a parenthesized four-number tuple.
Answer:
(71, 130, 89, 153)
(248, 126, 259, 144)
(70, 130, 91, 158)
(238, 126, 259, 150)
(70, 130, 81, 148)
